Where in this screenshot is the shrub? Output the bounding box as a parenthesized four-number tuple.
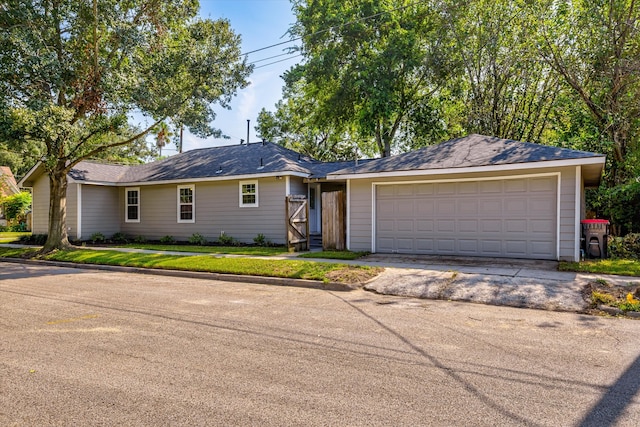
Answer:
(188, 233, 207, 245)
(608, 233, 640, 260)
(253, 233, 270, 246)
(111, 232, 129, 244)
(160, 235, 175, 244)
(18, 234, 47, 245)
(9, 223, 27, 232)
(217, 232, 235, 246)
(134, 235, 147, 243)
(90, 232, 106, 244)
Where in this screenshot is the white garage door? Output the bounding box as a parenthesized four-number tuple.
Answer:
(375, 176, 557, 259)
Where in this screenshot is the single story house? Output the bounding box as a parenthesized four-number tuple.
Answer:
(19, 134, 605, 261)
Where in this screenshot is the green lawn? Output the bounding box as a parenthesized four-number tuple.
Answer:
(0, 247, 382, 284)
(297, 250, 369, 260)
(117, 243, 288, 256)
(559, 259, 640, 277)
(0, 232, 30, 243)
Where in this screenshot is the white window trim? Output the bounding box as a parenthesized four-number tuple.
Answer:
(177, 184, 195, 223)
(125, 187, 140, 223)
(239, 180, 259, 207)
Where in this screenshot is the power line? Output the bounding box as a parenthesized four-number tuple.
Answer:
(239, 0, 427, 61)
(253, 54, 302, 69)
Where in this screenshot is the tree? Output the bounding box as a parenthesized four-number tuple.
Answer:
(288, 0, 450, 157)
(443, 0, 562, 143)
(0, 0, 252, 251)
(1, 191, 31, 227)
(535, 0, 640, 186)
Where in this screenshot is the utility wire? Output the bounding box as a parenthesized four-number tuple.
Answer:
(239, 0, 427, 60)
(253, 54, 302, 69)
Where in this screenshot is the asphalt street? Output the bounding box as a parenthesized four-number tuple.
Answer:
(1, 261, 639, 426)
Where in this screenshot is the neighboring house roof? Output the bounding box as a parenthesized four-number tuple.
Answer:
(327, 134, 605, 185)
(0, 166, 20, 196)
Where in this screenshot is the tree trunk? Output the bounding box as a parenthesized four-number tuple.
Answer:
(42, 165, 73, 252)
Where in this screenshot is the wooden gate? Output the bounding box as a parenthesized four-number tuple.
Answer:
(286, 195, 309, 251)
(322, 190, 346, 250)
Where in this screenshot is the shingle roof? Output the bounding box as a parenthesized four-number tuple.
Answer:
(0, 166, 20, 195)
(66, 135, 605, 184)
(328, 134, 604, 176)
(69, 142, 336, 184)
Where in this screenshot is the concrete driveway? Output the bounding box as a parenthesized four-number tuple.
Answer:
(358, 254, 640, 313)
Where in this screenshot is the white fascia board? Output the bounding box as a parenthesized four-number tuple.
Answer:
(17, 161, 43, 187)
(73, 171, 310, 187)
(326, 157, 606, 180)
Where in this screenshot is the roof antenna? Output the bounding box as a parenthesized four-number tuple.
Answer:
(246, 119, 250, 145)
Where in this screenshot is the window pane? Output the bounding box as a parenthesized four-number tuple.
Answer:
(242, 184, 255, 194)
(180, 188, 192, 203)
(242, 194, 256, 204)
(127, 191, 138, 205)
(127, 205, 138, 220)
(180, 205, 192, 220)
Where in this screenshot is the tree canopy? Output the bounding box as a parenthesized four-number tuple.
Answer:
(0, 0, 252, 250)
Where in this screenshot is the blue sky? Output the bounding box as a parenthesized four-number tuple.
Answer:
(176, 0, 299, 152)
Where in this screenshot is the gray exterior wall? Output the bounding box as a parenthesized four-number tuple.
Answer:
(347, 166, 580, 261)
(80, 184, 120, 239)
(31, 173, 49, 235)
(289, 176, 307, 196)
(30, 175, 79, 239)
(121, 177, 289, 244)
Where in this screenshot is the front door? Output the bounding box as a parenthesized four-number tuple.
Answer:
(309, 184, 320, 234)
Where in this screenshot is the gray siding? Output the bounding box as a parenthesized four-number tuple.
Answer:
(289, 176, 307, 196)
(347, 166, 579, 261)
(121, 178, 288, 244)
(81, 184, 120, 239)
(66, 183, 78, 240)
(31, 174, 50, 235)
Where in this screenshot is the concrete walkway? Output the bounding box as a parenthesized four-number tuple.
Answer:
(2, 244, 639, 313)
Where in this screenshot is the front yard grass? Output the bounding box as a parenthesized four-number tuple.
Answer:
(117, 243, 288, 256)
(0, 232, 31, 243)
(0, 247, 382, 284)
(559, 259, 640, 277)
(297, 250, 369, 260)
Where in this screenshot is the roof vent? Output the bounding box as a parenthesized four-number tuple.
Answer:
(257, 158, 264, 170)
(216, 166, 222, 174)
(240, 139, 244, 145)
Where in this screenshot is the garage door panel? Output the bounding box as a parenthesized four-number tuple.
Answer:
(505, 240, 527, 255)
(481, 220, 502, 233)
(458, 219, 478, 233)
(437, 239, 455, 253)
(479, 199, 502, 215)
(397, 220, 414, 232)
(417, 200, 435, 215)
(481, 240, 502, 254)
(376, 177, 557, 260)
(458, 200, 478, 215)
(531, 241, 554, 257)
(417, 219, 434, 232)
(458, 239, 478, 253)
(396, 238, 414, 251)
(416, 239, 434, 251)
(437, 219, 455, 233)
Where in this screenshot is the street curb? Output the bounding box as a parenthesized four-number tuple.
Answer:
(0, 257, 357, 292)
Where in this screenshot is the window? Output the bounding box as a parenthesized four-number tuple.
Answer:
(239, 180, 258, 207)
(125, 187, 140, 223)
(177, 185, 195, 223)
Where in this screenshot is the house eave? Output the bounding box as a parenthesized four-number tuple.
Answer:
(75, 170, 311, 187)
(326, 157, 606, 180)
